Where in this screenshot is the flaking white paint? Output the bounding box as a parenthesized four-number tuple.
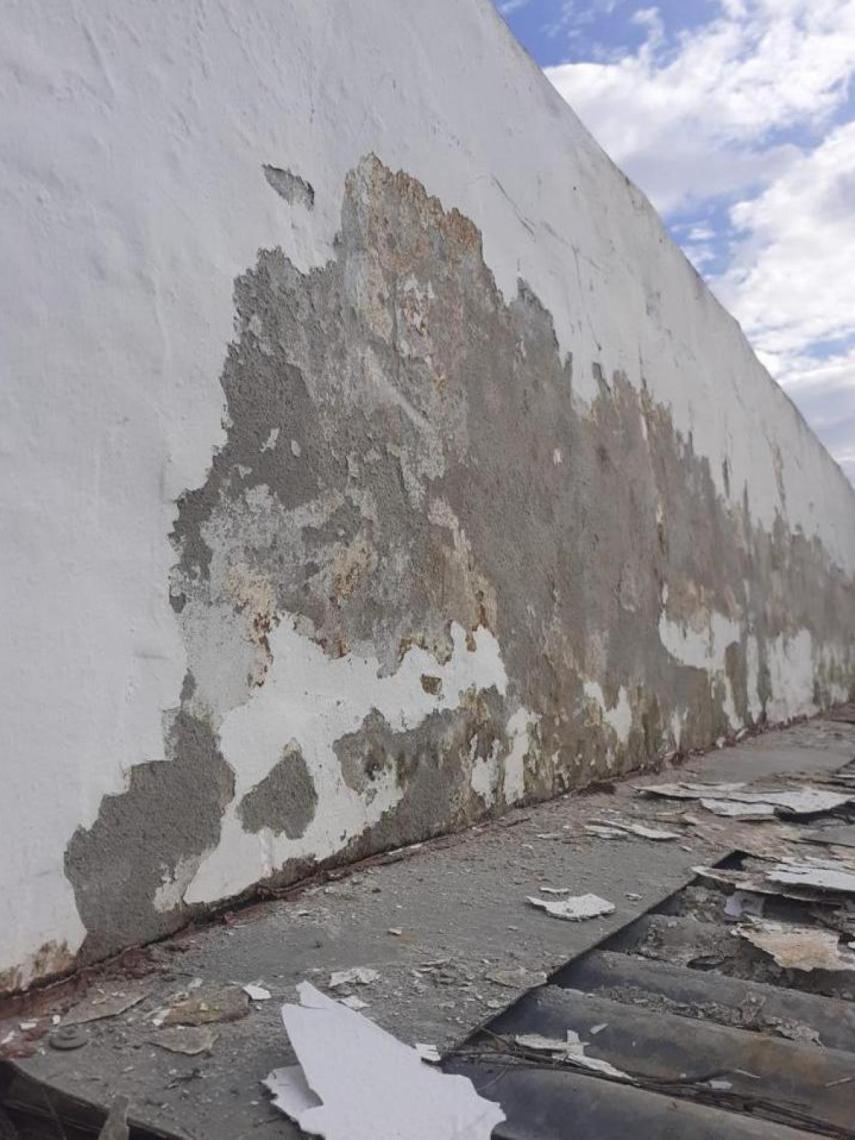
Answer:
(185, 618, 507, 904)
(583, 682, 634, 744)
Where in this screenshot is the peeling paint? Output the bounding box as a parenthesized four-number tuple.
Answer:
(57, 154, 855, 961)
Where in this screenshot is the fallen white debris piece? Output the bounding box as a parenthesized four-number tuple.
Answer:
(339, 995, 369, 1011)
(243, 983, 272, 1001)
(328, 967, 379, 989)
(584, 825, 628, 840)
(641, 782, 852, 819)
(625, 823, 681, 841)
(736, 920, 855, 971)
(730, 790, 853, 815)
(514, 1031, 629, 1079)
(414, 1043, 441, 1063)
(264, 983, 504, 1139)
(527, 893, 615, 921)
(153, 1026, 218, 1055)
(539, 886, 571, 895)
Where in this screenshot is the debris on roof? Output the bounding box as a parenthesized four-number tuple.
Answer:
(640, 781, 853, 821)
(513, 1029, 631, 1080)
(735, 920, 855, 972)
(527, 893, 615, 921)
(242, 983, 272, 1001)
(152, 1026, 218, 1055)
(263, 982, 505, 1139)
(328, 967, 380, 988)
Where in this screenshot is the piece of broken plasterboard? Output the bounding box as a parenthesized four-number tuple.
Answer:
(264, 982, 504, 1139)
(527, 893, 615, 921)
(736, 920, 855, 972)
(767, 860, 855, 894)
(642, 781, 853, 823)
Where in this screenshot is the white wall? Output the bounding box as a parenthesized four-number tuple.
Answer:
(1, 0, 853, 989)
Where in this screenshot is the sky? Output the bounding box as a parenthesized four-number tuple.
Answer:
(493, 0, 855, 484)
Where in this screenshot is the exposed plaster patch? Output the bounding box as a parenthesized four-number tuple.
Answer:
(262, 164, 315, 210)
(239, 741, 318, 839)
(583, 682, 633, 744)
(183, 618, 508, 904)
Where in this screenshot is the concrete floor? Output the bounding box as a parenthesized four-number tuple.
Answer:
(3, 715, 854, 1139)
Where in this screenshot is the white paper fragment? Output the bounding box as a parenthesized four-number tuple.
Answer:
(328, 967, 379, 988)
(338, 995, 369, 1011)
(708, 1079, 733, 1091)
(590, 1023, 607, 1035)
(243, 983, 272, 1001)
(539, 886, 571, 895)
(625, 824, 681, 841)
(414, 1043, 441, 1063)
(527, 894, 615, 921)
(265, 983, 505, 1139)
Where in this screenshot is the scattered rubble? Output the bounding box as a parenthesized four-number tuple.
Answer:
(767, 860, 855, 894)
(66, 987, 147, 1025)
(160, 985, 249, 1026)
(584, 825, 628, 839)
(328, 967, 380, 988)
(735, 920, 855, 972)
(339, 996, 369, 1011)
(640, 781, 853, 820)
(485, 966, 548, 990)
(242, 983, 272, 1001)
(152, 1026, 218, 1055)
(513, 1029, 631, 1080)
(264, 982, 505, 1138)
(624, 824, 680, 841)
(527, 894, 615, 921)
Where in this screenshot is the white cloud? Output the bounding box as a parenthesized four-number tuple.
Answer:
(544, 1, 855, 482)
(709, 121, 855, 481)
(714, 122, 855, 359)
(545, 1, 855, 213)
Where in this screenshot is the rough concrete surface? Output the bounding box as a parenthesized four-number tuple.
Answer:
(3, 0, 855, 992)
(5, 718, 853, 1139)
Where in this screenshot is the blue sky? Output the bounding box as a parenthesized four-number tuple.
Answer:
(494, 0, 855, 483)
